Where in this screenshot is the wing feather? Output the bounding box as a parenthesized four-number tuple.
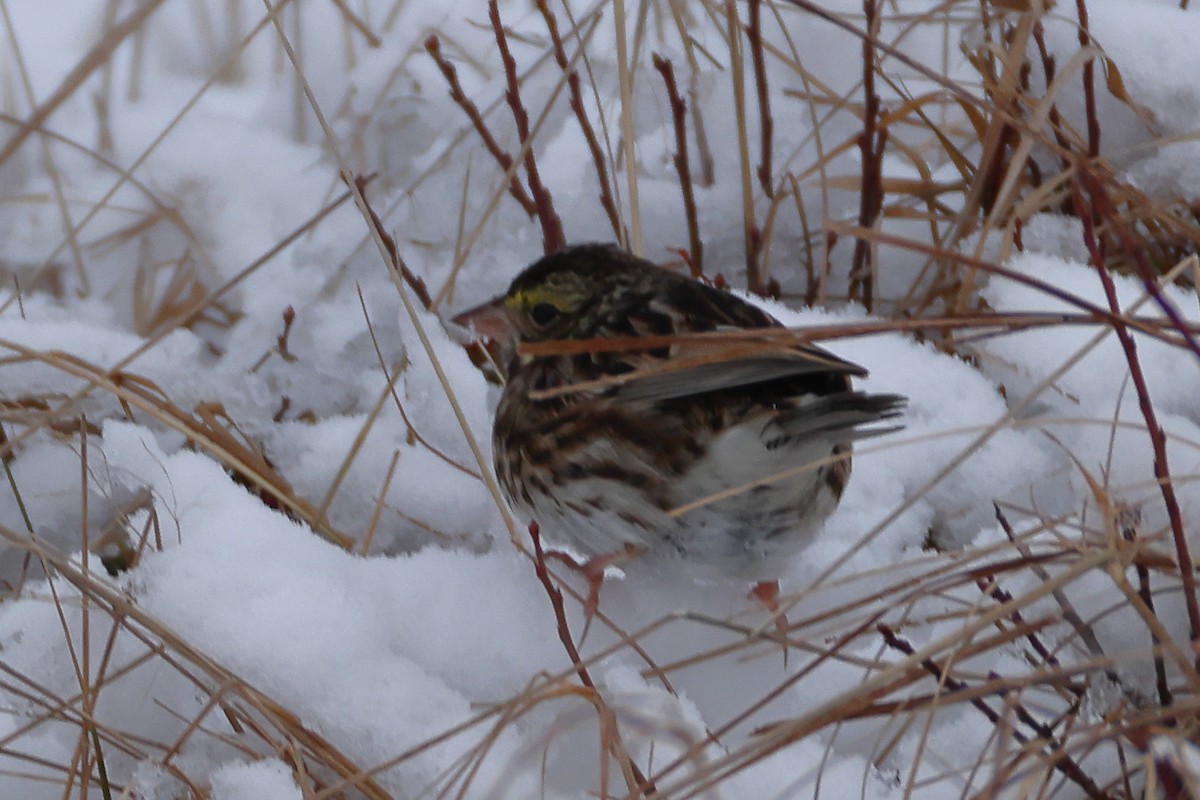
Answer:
(527, 340, 866, 402)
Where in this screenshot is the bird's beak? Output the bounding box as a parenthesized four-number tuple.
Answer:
(451, 296, 512, 341)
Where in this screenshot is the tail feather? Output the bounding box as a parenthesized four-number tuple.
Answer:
(763, 392, 906, 450)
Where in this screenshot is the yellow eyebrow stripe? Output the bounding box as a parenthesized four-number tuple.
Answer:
(507, 288, 564, 309)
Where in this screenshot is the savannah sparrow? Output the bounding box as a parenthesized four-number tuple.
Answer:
(456, 244, 905, 584)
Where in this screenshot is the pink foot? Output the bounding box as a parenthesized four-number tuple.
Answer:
(547, 545, 642, 621)
(749, 580, 790, 646)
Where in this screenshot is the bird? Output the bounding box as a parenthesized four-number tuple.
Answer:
(454, 243, 905, 602)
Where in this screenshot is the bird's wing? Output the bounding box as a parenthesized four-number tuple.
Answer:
(526, 336, 867, 403)
(610, 344, 861, 402)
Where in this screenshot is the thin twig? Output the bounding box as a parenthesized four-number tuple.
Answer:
(1072, 173, 1200, 672)
(1087, 193, 1200, 362)
(652, 54, 703, 274)
(613, 0, 642, 254)
(993, 505, 1109, 666)
(878, 624, 1112, 800)
(354, 284, 480, 481)
(350, 175, 432, 309)
(424, 35, 538, 218)
(527, 523, 656, 797)
(1031, 22, 1073, 174)
(529, 523, 593, 690)
(536, 0, 620, 241)
(1116, 506, 1172, 708)
(745, 0, 773, 199)
(1074, 0, 1101, 160)
(489, 0, 565, 253)
(848, 0, 886, 312)
(977, 578, 1081, 696)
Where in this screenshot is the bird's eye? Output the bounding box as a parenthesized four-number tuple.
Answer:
(529, 302, 561, 328)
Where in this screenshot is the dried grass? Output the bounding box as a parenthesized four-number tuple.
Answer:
(1, 0, 1199, 797)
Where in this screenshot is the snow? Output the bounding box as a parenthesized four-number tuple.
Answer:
(1, 1, 1199, 798)
(209, 760, 303, 800)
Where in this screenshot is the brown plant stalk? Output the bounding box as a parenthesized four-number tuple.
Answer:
(488, 0, 565, 254)
(652, 54, 704, 275)
(1074, 0, 1102, 160)
(1072, 173, 1200, 672)
(424, 34, 538, 217)
(849, 0, 887, 312)
(349, 174, 432, 309)
(745, 0, 774, 200)
(527, 523, 656, 797)
(1117, 506, 1173, 708)
(878, 624, 1112, 799)
(535, 0, 621, 241)
(723, 0, 764, 295)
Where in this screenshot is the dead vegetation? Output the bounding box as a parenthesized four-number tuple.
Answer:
(1, 0, 1200, 797)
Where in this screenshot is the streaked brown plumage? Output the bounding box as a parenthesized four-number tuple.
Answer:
(457, 243, 905, 581)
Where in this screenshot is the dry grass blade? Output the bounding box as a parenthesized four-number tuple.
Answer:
(0, 0, 167, 167)
(0, 524, 394, 799)
(0, 340, 353, 549)
(613, 0, 643, 255)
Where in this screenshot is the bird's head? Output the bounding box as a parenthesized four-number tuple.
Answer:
(454, 244, 656, 343)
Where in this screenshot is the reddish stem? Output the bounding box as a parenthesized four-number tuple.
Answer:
(1074, 0, 1102, 160)
(879, 624, 1110, 799)
(745, 0, 774, 199)
(489, 0, 566, 254)
(527, 522, 656, 796)
(849, 0, 886, 312)
(652, 54, 704, 275)
(535, 0, 621, 241)
(424, 35, 537, 218)
(350, 175, 432, 309)
(1072, 174, 1200, 672)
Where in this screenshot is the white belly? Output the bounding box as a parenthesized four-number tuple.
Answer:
(510, 423, 841, 582)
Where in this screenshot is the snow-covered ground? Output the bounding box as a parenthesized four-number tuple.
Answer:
(2, 1, 1200, 798)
